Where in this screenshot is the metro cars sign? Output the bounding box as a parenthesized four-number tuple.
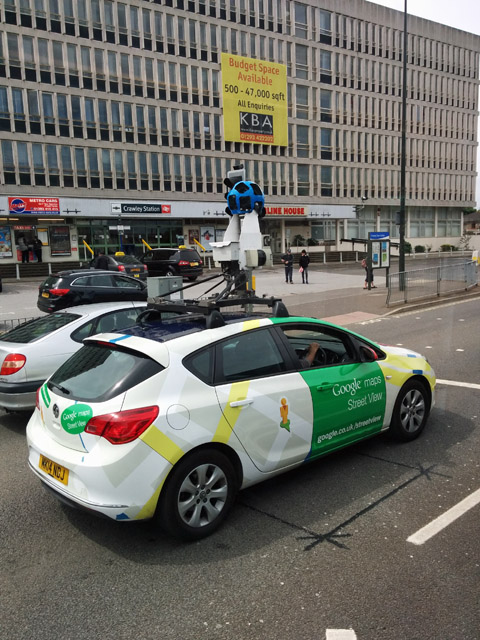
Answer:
(9, 197, 60, 215)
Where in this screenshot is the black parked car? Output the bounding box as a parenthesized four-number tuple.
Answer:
(37, 270, 148, 313)
(89, 253, 148, 281)
(140, 248, 203, 281)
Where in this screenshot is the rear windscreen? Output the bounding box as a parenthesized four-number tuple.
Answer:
(179, 250, 201, 261)
(0, 313, 80, 343)
(115, 255, 142, 265)
(41, 276, 62, 289)
(49, 343, 164, 402)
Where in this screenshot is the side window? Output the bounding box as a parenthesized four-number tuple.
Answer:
(217, 329, 287, 383)
(183, 346, 214, 384)
(71, 320, 95, 343)
(113, 275, 143, 289)
(84, 274, 113, 287)
(281, 325, 355, 368)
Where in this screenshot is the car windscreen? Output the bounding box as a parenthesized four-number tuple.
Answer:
(0, 312, 81, 343)
(48, 342, 164, 402)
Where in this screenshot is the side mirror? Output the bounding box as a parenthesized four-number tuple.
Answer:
(360, 345, 378, 362)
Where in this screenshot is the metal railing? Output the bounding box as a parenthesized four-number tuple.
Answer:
(387, 260, 478, 306)
(0, 316, 38, 335)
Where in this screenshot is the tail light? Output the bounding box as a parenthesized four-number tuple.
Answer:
(85, 406, 159, 444)
(0, 353, 27, 375)
(118, 265, 126, 272)
(143, 265, 148, 272)
(199, 259, 203, 265)
(178, 260, 189, 266)
(49, 288, 70, 297)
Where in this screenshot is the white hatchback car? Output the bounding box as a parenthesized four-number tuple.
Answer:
(0, 301, 146, 411)
(26, 301, 435, 540)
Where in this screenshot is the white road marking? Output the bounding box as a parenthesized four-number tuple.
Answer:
(326, 631, 357, 640)
(455, 349, 464, 352)
(407, 488, 480, 545)
(436, 379, 480, 390)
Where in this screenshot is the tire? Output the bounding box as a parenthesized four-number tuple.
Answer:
(165, 268, 176, 277)
(188, 276, 198, 282)
(389, 379, 430, 441)
(156, 449, 238, 541)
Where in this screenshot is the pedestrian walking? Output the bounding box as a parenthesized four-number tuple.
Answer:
(18, 235, 29, 263)
(361, 255, 376, 288)
(94, 249, 110, 270)
(281, 248, 294, 283)
(299, 249, 310, 284)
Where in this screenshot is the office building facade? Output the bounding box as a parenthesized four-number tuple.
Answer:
(0, 0, 479, 264)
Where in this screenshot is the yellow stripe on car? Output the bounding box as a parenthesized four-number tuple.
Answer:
(213, 380, 250, 443)
(140, 426, 185, 465)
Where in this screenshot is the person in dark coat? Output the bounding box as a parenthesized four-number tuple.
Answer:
(281, 248, 294, 283)
(299, 249, 310, 284)
(94, 250, 110, 270)
(33, 237, 43, 262)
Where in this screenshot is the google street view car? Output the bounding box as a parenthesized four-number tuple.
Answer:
(26, 297, 435, 540)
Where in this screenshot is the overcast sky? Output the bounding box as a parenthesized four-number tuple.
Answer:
(370, 0, 480, 206)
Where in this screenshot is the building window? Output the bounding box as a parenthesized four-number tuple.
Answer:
(297, 164, 309, 196)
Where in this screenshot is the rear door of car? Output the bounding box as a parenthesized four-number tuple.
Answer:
(214, 325, 314, 473)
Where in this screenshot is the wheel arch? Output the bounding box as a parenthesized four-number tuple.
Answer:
(406, 374, 432, 413)
(164, 442, 244, 491)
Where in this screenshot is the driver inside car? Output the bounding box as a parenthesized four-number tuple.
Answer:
(299, 342, 321, 368)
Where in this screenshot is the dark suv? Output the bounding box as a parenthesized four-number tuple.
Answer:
(140, 248, 203, 281)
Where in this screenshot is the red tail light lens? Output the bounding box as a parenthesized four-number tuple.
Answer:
(85, 406, 159, 444)
(49, 288, 70, 297)
(118, 264, 126, 272)
(178, 260, 189, 266)
(143, 265, 148, 272)
(0, 353, 27, 375)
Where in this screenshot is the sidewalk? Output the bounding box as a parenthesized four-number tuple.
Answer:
(251, 266, 389, 325)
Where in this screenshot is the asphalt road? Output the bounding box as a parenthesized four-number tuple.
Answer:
(1, 288, 479, 640)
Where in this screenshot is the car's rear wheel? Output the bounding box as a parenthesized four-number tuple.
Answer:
(389, 379, 430, 441)
(156, 449, 238, 540)
(165, 268, 176, 277)
(188, 276, 198, 282)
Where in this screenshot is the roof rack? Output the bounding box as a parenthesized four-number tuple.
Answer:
(137, 295, 289, 329)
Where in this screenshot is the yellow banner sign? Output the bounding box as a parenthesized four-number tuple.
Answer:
(221, 53, 288, 146)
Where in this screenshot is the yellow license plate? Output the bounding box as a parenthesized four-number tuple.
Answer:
(190, 262, 198, 266)
(39, 454, 69, 485)
(42, 292, 49, 298)
(134, 274, 139, 278)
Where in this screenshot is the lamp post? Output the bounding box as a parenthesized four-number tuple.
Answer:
(399, 0, 408, 280)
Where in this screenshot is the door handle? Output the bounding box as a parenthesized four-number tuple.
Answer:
(229, 399, 254, 408)
(316, 383, 334, 391)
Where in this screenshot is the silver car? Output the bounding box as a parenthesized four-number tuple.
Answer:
(0, 301, 146, 411)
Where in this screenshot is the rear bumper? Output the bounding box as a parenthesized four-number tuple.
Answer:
(26, 410, 172, 521)
(0, 380, 41, 410)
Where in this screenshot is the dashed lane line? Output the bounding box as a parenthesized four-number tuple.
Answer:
(326, 631, 357, 640)
(407, 487, 480, 546)
(436, 379, 480, 390)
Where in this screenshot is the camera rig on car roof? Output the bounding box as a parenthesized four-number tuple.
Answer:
(146, 165, 279, 314)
